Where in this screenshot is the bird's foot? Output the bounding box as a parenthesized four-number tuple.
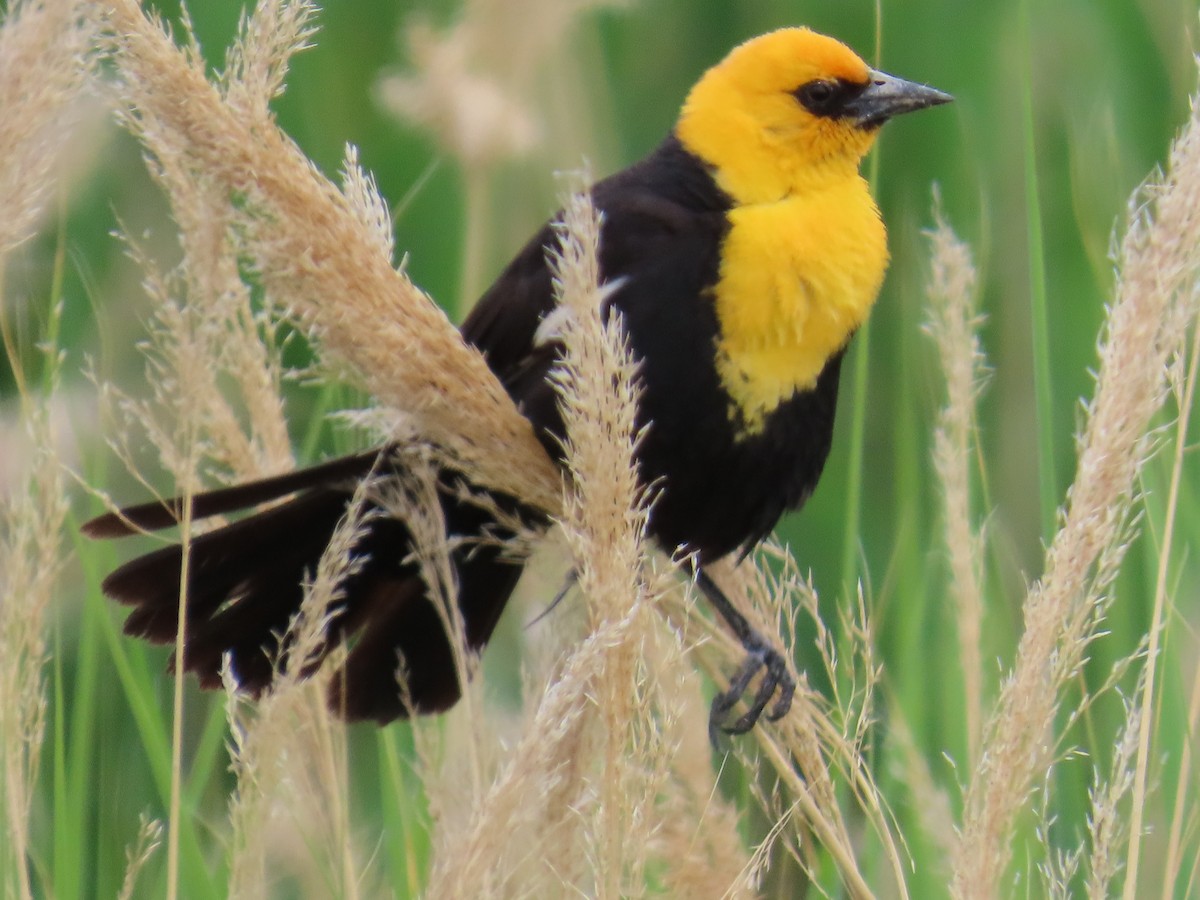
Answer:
(694, 568, 795, 746)
(708, 638, 795, 746)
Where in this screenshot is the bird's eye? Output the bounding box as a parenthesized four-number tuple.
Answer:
(795, 80, 841, 115)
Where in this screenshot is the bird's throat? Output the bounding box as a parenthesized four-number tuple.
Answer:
(712, 181, 888, 435)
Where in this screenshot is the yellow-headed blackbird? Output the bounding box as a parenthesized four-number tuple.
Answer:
(85, 28, 951, 737)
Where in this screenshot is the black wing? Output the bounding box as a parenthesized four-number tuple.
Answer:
(81, 133, 737, 721)
(460, 134, 732, 457)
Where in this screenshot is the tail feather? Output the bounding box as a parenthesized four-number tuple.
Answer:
(170, 517, 345, 692)
(108, 488, 350, 641)
(83, 450, 382, 538)
(329, 501, 530, 720)
(332, 575, 448, 722)
(85, 449, 540, 721)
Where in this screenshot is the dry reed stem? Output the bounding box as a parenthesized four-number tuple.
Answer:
(97, 2, 293, 497)
(952, 61, 1200, 899)
(103, 0, 562, 515)
(924, 202, 988, 768)
(0, 8, 91, 895)
(1086, 689, 1143, 898)
(1132, 294, 1200, 898)
(386, 455, 500, 855)
(164, 431, 198, 900)
(388, 458, 486, 749)
(679, 553, 899, 899)
(106, 191, 290, 491)
(101, 202, 299, 894)
(224, 473, 375, 899)
(423, 184, 676, 898)
(0, 407, 68, 900)
(117, 814, 164, 900)
(648, 616, 755, 899)
(1162, 625, 1200, 897)
(549, 185, 662, 897)
(96, 4, 369, 895)
(0, 0, 94, 254)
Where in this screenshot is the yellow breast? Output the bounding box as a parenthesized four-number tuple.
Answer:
(713, 176, 888, 434)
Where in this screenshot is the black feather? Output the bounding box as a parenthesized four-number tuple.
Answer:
(86, 135, 844, 722)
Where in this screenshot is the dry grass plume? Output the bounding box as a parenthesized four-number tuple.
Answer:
(951, 58, 1200, 899)
(102, 0, 563, 515)
(0, 2, 93, 897)
(924, 200, 988, 767)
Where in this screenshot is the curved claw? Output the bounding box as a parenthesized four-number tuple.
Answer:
(765, 650, 795, 722)
(708, 643, 795, 745)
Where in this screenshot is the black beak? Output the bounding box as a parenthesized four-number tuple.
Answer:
(846, 69, 953, 129)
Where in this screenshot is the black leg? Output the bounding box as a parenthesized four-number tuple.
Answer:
(695, 568, 795, 745)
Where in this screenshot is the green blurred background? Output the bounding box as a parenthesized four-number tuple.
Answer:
(5, 0, 1199, 895)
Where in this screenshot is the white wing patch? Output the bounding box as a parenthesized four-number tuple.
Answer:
(534, 276, 630, 347)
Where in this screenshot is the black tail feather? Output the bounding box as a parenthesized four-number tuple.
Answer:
(86, 449, 540, 721)
(108, 488, 350, 641)
(82, 450, 382, 538)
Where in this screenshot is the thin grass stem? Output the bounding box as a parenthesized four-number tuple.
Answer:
(1019, 0, 1057, 542)
(1131, 318, 1200, 897)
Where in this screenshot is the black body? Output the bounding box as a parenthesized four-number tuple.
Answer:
(86, 135, 845, 722)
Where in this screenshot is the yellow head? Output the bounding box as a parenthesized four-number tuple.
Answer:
(676, 28, 950, 204)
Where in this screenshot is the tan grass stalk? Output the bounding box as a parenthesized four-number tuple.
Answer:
(423, 183, 672, 898)
(421, 183, 731, 897)
(952, 62, 1200, 899)
(385, 455, 485, 749)
(102, 0, 562, 515)
(165, 444, 198, 900)
(93, 5, 371, 896)
(1132, 299, 1200, 898)
(103, 201, 290, 492)
(376, 452, 500, 849)
(117, 814, 164, 900)
(0, 9, 92, 896)
(0, 406, 68, 900)
(224, 472, 375, 899)
(548, 184, 666, 896)
(670, 551, 903, 899)
(647, 594, 754, 899)
(1162, 624, 1200, 897)
(924, 201, 988, 767)
(96, 1, 293, 494)
(1086, 689, 1143, 898)
(0, 0, 94, 255)
(95, 212, 280, 899)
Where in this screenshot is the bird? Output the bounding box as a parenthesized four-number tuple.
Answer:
(84, 27, 951, 738)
